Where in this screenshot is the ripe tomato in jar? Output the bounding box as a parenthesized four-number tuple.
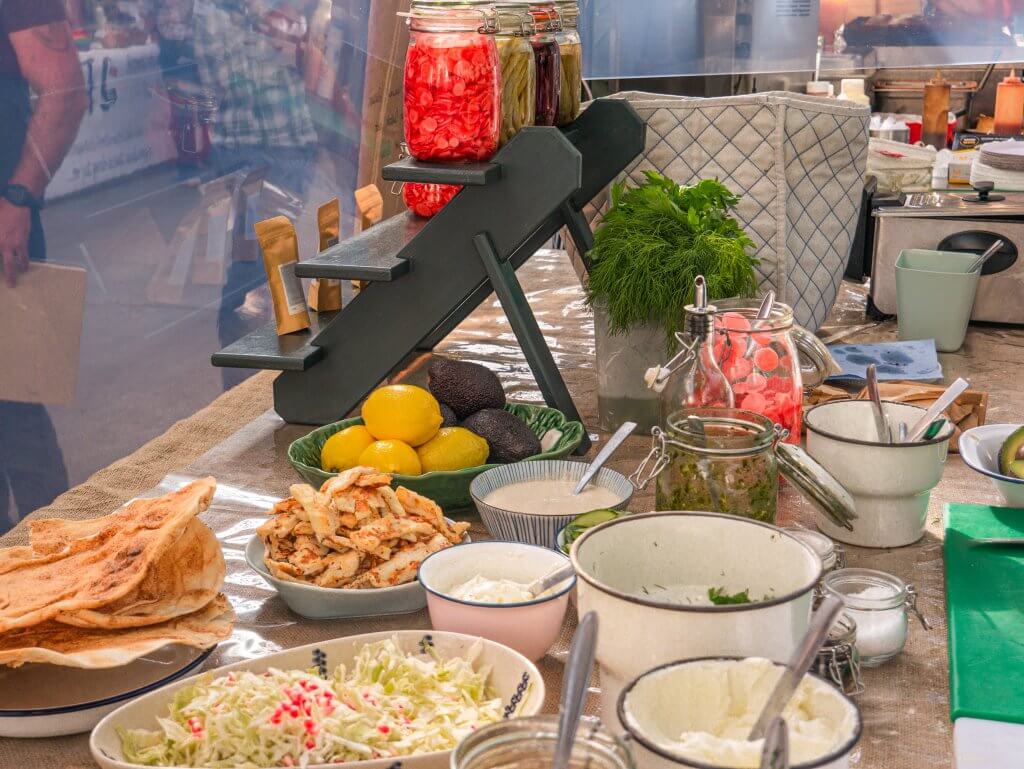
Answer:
(403, 5, 501, 163)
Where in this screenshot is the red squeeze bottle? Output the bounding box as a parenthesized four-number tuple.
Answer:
(994, 70, 1024, 137)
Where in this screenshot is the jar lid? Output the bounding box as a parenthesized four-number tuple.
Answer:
(823, 567, 908, 610)
(409, 1, 499, 30)
(494, 0, 560, 32)
(554, 0, 579, 23)
(784, 526, 836, 563)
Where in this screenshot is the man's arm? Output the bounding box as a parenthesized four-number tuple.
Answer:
(0, 21, 87, 286)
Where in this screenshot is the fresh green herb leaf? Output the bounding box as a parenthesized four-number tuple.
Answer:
(585, 173, 759, 351)
(708, 586, 752, 605)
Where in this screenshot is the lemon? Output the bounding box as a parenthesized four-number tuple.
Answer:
(320, 425, 375, 472)
(358, 439, 423, 476)
(417, 427, 490, 473)
(361, 385, 443, 447)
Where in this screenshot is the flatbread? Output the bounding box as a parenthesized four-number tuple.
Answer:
(0, 594, 235, 669)
(0, 477, 216, 634)
(53, 518, 225, 629)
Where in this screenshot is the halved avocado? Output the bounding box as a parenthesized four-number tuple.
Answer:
(999, 426, 1024, 479)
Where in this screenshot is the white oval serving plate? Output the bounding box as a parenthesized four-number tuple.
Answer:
(90, 629, 544, 769)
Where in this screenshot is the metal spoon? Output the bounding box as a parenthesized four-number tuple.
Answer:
(525, 562, 576, 597)
(573, 421, 637, 495)
(759, 717, 790, 769)
(747, 595, 845, 741)
(687, 415, 722, 511)
(904, 378, 969, 442)
(967, 239, 1005, 273)
(865, 364, 891, 443)
(553, 612, 599, 769)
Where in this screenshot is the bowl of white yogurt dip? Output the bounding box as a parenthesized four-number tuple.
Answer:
(417, 541, 575, 660)
(618, 656, 861, 769)
(470, 460, 633, 547)
(570, 512, 823, 727)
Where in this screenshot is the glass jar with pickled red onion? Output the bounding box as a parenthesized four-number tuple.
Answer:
(403, 2, 501, 162)
(712, 298, 835, 444)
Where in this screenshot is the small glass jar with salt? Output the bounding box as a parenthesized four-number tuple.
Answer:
(784, 526, 846, 573)
(822, 567, 929, 667)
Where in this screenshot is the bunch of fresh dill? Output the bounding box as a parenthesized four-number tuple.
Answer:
(585, 172, 759, 351)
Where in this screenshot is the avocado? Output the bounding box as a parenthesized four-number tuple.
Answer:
(440, 403, 459, 428)
(428, 357, 506, 419)
(999, 426, 1024, 479)
(462, 408, 541, 464)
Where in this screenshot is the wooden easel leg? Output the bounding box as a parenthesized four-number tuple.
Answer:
(560, 202, 594, 272)
(472, 232, 591, 455)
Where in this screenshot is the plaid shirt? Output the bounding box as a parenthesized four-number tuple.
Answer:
(192, 0, 316, 149)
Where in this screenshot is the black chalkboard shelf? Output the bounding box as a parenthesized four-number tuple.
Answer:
(212, 98, 646, 452)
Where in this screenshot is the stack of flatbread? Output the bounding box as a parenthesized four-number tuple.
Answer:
(260, 467, 470, 589)
(0, 477, 234, 668)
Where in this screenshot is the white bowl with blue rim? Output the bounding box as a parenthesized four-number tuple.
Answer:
(469, 460, 633, 547)
(0, 644, 214, 738)
(418, 541, 575, 661)
(246, 524, 471, 619)
(90, 630, 545, 769)
(959, 424, 1024, 507)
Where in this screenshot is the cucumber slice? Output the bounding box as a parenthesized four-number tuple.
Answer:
(570, 509, 621, 528)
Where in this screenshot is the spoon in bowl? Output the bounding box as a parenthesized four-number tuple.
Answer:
(759, 717, 789, 769)
(866, 364, 891, 443)
(525, 562, 577, 598)
(553, 612, 599, 769)
(573, 421, 637, 495)
(747, 595, 845, 741)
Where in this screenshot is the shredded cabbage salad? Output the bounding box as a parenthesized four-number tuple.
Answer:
(119, 637, 504, 768)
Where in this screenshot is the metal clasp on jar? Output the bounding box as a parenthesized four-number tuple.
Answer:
(628, 427, 672, 490)
(905, 584, 931, 630)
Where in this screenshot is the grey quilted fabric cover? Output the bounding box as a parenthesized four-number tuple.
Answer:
(573, 91, 869, 332)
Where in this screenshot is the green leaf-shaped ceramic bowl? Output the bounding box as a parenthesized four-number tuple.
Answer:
(288, 403, 585, 511)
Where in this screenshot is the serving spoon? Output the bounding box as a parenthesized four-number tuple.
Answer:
(903, 377, 969, 443)
(866, 364, 891, 443)
(759, 717, 789, 769)
(747, 595, 845, 741)
(572, 421, 637, 495)
(553, 612, 599, 769)
(526, 562, 577, 598)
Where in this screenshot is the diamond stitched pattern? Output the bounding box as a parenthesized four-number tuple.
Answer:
(571, 93, 868, 333)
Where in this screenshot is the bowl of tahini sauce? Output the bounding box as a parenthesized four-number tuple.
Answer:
(469, 460, 633, 547)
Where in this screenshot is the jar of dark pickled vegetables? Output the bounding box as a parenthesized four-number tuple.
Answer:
(494, 4, 536, 145)
(403, 2, 501, 162)
(524, 2, 561, 126)
(554, 0, 581, 125)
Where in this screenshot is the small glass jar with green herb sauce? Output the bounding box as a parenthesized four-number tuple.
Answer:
(629, 407, 858, 529)
(651, 408, 781, 522)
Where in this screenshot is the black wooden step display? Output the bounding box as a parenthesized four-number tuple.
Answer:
(212, 99, 645, 449)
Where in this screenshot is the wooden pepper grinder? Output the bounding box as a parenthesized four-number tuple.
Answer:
(923, 70, 951, 150)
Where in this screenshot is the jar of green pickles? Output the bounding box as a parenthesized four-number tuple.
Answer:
(494, 4, 536, 145)
(554, 0, 581, 124)
(630, 407, 857, 528)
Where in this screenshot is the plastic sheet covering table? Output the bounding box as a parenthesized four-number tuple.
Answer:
(4, 251, 1021, 768)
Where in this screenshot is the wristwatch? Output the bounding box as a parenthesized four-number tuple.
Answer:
(1, 184, 43, 210)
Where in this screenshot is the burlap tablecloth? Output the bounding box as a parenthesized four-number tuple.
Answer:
(4, 251, 1018, 768)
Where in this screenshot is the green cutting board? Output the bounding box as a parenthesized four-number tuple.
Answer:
(946, 503, 1024, 723)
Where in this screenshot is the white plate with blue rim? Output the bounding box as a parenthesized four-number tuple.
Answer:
(0, 644, 214, 738)
(90, 630, 545, 769)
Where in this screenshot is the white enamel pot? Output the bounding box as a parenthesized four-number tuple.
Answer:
(617, 657, 862, 769)
(805, 400, 954, 548)
(569, 512, 822, 726)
